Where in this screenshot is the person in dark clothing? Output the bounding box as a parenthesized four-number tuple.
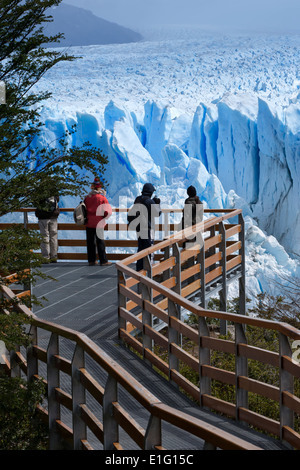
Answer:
(35, 196, 60, 262)
(128, 183, 161, 271)
(181, 185, 204, 248)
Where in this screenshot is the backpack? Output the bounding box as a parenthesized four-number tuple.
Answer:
(45, 196, 58, 212)
(35, 196, 59, 219)
(73, 201, 87, 225)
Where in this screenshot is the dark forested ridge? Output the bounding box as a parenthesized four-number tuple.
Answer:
(45, 3, 143, 47)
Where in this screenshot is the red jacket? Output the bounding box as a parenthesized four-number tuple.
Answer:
(84, 191, 112, 229)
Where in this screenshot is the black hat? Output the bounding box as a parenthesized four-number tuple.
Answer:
(142, 183, 156, 195)
(187, 185, 197, 197)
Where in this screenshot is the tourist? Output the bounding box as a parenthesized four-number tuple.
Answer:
(128, 183, 161, 271)
(181, 185, 204, 249)
(35, 196, 60, 262)
(84, 177, 112, 266)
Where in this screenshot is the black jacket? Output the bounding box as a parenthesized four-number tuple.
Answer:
(181, 195, 203, 228)
(128, 193, 161, 236)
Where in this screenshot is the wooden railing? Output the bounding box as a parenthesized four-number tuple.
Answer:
(0, 207, 187, 261)
(0, 282, 261, 450)
(1, 206, 300, 449)
(0, 207, 242, 264)
(115, 210, 300, 449)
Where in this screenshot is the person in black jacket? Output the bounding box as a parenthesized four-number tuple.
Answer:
(181, 185, 204, 248)
(128, 183, 161, 271)
(35, 196, 60, 262)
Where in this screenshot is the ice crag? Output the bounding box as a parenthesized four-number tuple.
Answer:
(32, 95, 300, 300)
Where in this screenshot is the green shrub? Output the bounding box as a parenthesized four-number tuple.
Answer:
(181, 292, 300, 432)
(0, 373, 48, 450)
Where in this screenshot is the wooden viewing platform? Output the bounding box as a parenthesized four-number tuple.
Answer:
(1, 208, 300, 450)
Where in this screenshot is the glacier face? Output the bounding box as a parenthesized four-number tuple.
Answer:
(216, 94, 300, 258)
(96, 95, 300, 259)
(32, 95, 300, 301)
(25, 28, 300, 300)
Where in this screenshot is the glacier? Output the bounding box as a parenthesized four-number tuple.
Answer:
(10, 28, 300, 302)
(30, 94, 300, 303)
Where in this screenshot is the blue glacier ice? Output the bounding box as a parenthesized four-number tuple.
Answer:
(217, 94, 259, 205)
(12, 29, 299, 305)
(23, 95, 300, 301)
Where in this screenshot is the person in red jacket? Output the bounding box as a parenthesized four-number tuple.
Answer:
(84, 177, 113, 266)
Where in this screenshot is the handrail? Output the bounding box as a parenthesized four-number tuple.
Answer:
(2, 206, 300, 450)
(0, 283, 262, 450)
(114, 208, 300, 450)
(117, 261, 300, 342)
(0, 207, 242, 262)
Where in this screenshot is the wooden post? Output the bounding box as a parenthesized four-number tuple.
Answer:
(117, 270, 127, 337)
(279, 333, 294, 446)
(208, 225, 216, 273)
(27, 325, 38, 382)
(47, 333, 62, 450)
(199, 242, 206, 308)
(173, 243, 181, 337)
(163, 210, 169, 240)
(173, 243, 181, 296)
(219, 222, 227, 335)
(23, 210, 28, 230)
(72, 345, 86, 450)
(168, 299, 180, 386)
(103, 375, 118, 450)
(144, 415, 162, 450)
(238, 214, 246, 316)
(235, 323, 248, 423)
(142, 255, 153, 364)
(9, 348, 21, 378)
(163, 245, 170, 282)
(199, 317, 211, 406)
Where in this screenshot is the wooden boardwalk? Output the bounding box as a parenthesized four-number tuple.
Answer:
(33, 262, 288, 450)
